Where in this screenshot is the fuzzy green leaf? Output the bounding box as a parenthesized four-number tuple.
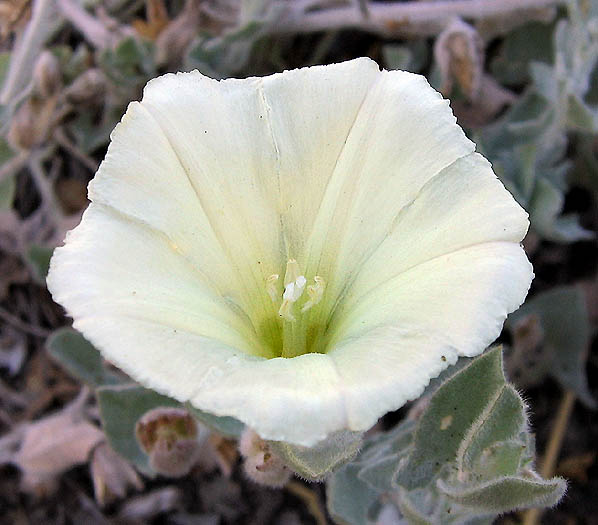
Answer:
(25, 244, 55, 284)
(507, 286, 596, 408)
(490, 21, 554, 86)
(97, 384, 181, 475)
(46, 328, 122, 387)
(396, 489, 435, 525)
(471, 440, 528, 478)
(458, 385, 526, 475)
(186, 404, 244, 439)
(395, 348, 506, 489)
(437, 475, 567, 513)
(327, 462, 379, 525)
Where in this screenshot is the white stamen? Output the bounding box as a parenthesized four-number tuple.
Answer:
(301, 276, 325, 312)
(273, 259, 324, 321)
(279, 275, 307, 321)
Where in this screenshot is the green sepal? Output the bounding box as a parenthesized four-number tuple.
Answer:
(270, 430, 363, 481)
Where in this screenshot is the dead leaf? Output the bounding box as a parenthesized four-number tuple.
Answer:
(434, 18, 484, 102)
(118, 486, 182, 521)
(0, 327, 27, 376)
(557, 452, 596, 483)
(132, 0, 170, 40)
(8, 92, 59, 150)
(90, 442, 144, 507)
(0, 0, 31, 39)
(155, 0, 202, 67)
(11, 394, 103, 494)
(452, 74, 517, 128)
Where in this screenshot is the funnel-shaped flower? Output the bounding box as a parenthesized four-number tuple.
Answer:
(48, 58, 533, 447)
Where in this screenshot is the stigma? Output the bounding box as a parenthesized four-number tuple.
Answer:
(266, 259, 325, 322)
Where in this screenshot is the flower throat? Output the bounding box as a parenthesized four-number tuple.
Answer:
(265, 259, 326, 358)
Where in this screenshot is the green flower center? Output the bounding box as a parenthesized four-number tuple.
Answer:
(259, 259, 328, 359)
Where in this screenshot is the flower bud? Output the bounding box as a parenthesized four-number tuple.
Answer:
(32, 51, 62, 98)
(7, 101, 37, 150)
(135, 407, 201, 478)
(65, 69, 106, 105)
(239, 428, 292, 488)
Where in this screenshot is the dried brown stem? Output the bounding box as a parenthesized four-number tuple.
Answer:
(522, 390, 575, 525)
(0, 305, 51, 338)
(274, 0, 566, 37)
(286, 480, 327, 525)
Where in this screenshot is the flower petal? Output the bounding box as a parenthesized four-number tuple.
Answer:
(258, 58, 380, 254)
(303, 69, 475, 295)
(48, 205, 258, 355)
(327, 242, 533, 431)
(71, 313, 346, 446)
(140, 58, 381, 274)
(325, 152, 530, 332)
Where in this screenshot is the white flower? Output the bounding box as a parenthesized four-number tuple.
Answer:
(47, 58, 533, 447)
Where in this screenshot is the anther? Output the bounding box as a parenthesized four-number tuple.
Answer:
(278, 259, 307, 322)
(301, 276, 325, 312)
(266, 274, 279, 302)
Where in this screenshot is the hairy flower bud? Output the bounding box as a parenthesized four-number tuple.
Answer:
(135, 407, 201, 478)
(65, 69, 106, 105)
(33, 51, 62, 98)
(239, 428, 292, 488)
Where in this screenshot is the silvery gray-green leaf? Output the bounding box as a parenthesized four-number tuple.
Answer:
(357, 420, 415, 491)
(186, 404, 245, 439)
(327, 348, 565, 524)
(24, 244, 55, 284)
(97, 384, 182, 476)
(437, 475, 566, 513)
(327, 462, 380, 525)
(507, 285, 596, 408)
(46, 328, 122, 387)
(490, 21, 555, 86)
(395, 348, 507, 490)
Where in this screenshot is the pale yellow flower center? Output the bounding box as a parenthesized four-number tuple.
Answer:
(265, 259, 326, 358)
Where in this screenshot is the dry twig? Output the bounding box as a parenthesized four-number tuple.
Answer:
(274, 0, 566, 37)
(286, 481, 327, 525)
(522, 390, 576, 525)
